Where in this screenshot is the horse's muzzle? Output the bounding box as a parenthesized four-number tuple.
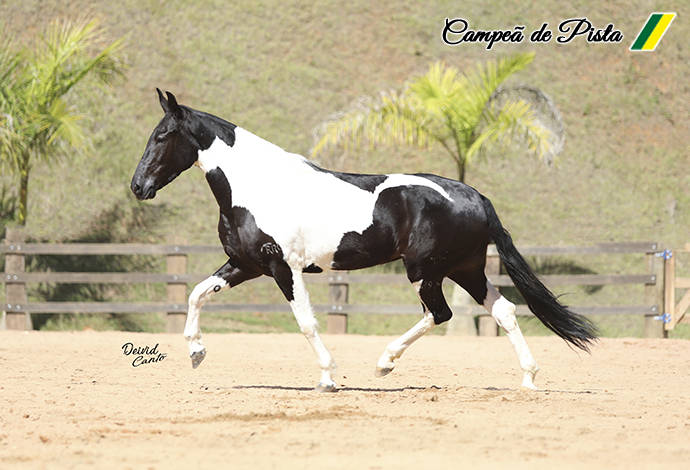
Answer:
(131, 178, 156, 200)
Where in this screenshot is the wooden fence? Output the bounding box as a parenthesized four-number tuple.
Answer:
(1, 228, 680, 337)
(663, 244, 690, 331)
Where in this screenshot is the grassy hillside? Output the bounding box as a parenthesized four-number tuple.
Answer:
(1, 1, 688, 334)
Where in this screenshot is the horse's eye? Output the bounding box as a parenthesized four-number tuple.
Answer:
(155, 130, 172, 142)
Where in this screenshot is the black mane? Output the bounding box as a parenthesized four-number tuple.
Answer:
(182, 105, 237, 149)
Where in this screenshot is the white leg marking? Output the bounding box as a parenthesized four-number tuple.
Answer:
(483, 280, 539, 389)
(289, 269, 337, 391)
(184, 275, 228, 365)
(376, 281, 435, 376)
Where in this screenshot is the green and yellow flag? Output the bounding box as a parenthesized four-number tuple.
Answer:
(630, 12, 676, 51)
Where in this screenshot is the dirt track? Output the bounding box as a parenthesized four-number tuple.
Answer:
(1, 331, 689, 469)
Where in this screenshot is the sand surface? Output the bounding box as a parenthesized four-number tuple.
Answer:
(1, 331, 688, 469)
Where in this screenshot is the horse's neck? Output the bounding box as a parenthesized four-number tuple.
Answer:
(233, 127, 291, 163)
(198, 127, 304, 172)
(198, 127, 314, 211)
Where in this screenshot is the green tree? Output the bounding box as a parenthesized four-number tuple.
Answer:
(0, 18, 124, 225)
(312, 52, 558, 183)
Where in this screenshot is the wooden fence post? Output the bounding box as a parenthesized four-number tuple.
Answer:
(327, 272, 348, 334)
(166, 240, 187, 333)
(446, 287, 478, 336)
(664, 251, 675, 331)
(644, 248, 667, 338)
(478, 249, 500, 336)
(4, 227, 32, 330)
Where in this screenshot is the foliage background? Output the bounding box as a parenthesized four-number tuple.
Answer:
(0, 1, 687, 334)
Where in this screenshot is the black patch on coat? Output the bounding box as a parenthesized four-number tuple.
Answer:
(181, 106, 236, 149)
(418, 279, 453, 324)
(305, 162, 387, 192)
(330, 187, 407, 270)
(448, 269, 489, 305)
(205, 167, 233, 213)
(269, 263, 295, 302)
(302, 264, 323, 273)
(205, 166, 295, 300)
(212, 260, 261, 288)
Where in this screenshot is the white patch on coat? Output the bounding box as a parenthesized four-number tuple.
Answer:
(197, 128, 452, 269)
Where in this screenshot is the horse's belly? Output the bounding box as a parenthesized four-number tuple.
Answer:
(275, 223, 351, 269)
(244, 197, 375, 269)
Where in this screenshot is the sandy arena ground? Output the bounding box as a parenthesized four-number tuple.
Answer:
(1, 331, 689, 469)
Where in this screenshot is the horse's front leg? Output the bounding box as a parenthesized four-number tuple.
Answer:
(184, 260, 259, 368)
(271, 263, 337, 392)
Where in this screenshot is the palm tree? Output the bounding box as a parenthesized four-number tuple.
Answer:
(0, 18, 124, 225)
(312, 52, 559, 183)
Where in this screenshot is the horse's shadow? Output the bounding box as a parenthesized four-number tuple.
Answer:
(230, 384, 438, 393)
(225, 384, 599, 394)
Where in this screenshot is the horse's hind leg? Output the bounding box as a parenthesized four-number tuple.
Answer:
(184, 261, 258, 368)
(450, 270, 539, 389)
(375, 278, 448, 377)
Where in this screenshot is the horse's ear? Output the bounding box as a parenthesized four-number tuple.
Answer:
(165, 91, 183, 118)
(157, 88, 169, 113)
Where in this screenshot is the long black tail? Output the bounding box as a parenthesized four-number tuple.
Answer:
(481, 196, 598, 351)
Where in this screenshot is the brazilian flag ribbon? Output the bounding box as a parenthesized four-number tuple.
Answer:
(630, 13, 676, 51)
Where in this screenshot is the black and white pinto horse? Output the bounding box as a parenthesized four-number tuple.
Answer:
(131, 90, 596, 392)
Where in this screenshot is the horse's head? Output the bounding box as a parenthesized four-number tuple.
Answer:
(131, 89, 200, 200)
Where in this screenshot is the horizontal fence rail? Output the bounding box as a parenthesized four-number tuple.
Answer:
(2, 303, 657, 316)
(485, 242, 659, 256)
(1, 272, 657, 286)
(0, 243, 225, 255)
(1, 231, 676, 337)
(1, 241, 659, 256)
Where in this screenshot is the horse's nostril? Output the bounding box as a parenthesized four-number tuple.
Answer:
(133, 183, 141, 192)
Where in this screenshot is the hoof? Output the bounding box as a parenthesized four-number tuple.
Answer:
(521, 380, 538, 391)
(521, 369, 538, 390)
(190, 349, 206, 369)
(315, 382, 337, 393)
(375, 366, 394, 377)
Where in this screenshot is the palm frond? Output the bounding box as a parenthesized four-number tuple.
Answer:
(0, 110, 26, 171)
(30, 18, 124, 103)
(464, 52, 535, 103)
(450, 52, 535, 130)
(0, 35, 21, 91)
(312, 90, 439, 157)
(43, 98, 84, 147)
(467, 98, 553, 162)
(0, 31, 25, 172)
(408, 61, 474, 134)
(409, 62, 461, 111)
(489, 85, 565, 163)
